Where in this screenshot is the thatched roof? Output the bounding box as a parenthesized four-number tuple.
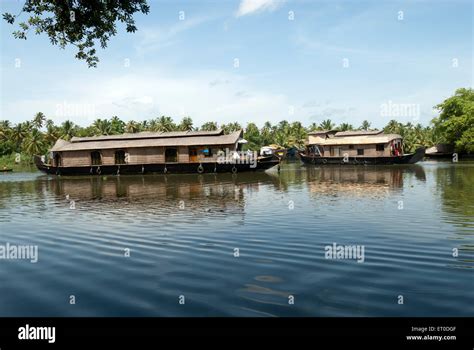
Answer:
(334, 130, 382, 137)
(307, 130, 337, 136)
(52, 130, 243, 152)
(70, 129, 223, 143)
(308, 133, 401, 146)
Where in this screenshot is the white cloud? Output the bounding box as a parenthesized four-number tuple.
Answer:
(135, 16, 215, 57)
(1, 69, 296, 127)
(236, 0, 285, 17)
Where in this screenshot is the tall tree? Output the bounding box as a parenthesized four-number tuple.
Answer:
(93, 118, 112, 135)
(125, 120, 140, 133)
(178, 117, 194, 131)
(23, 129, 45, 156)
(60, 120, 77, 140)
(319, 119, 335, 130)
(434, 87, 474, 153)
(33, 112, 46, 129)
(155, 116, 176, 132)
(110, 116, 125, 134)
(338, 123, 354, 131)
(360, 120, 371, 131)
(200, 122, 218, 131)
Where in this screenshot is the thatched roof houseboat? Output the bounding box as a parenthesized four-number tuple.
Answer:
(300, 130, 425, 165)
(35, 129, 279, 175)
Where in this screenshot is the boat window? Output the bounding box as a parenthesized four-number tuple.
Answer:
(349, 145, 354, 150)
(357, 149, 364, 156)
(376, 144, 384, 151)
(115, 150, 126, 164)
(91, 151, 102, 165)
(202, 147, 213, 157)
(165, 148, 178, 163)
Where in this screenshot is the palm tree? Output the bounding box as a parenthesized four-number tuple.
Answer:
(319, 119, 335, 130)
(244, 122, 261, 149)
(152, 116, 176, 132)
(360, 120, 371, 131)
(260, 121, 273, 145)
(148, 119, 158, 132)
(222, 122, 242, 134)
(0, 120, 11, 129)
(200, 121, 218, 131)
(45, 123, 59, 145)
(383, 120, 401, 134)
(32, 112, 46, 129)
(11, 123, 28, 151)
(45, 119, 55, 129)
(59, 120, 76, 140)
(93, 118, 112, 135)
(23, 129, 46, 156)
(308, 122, 320, 131)
(178, 117, 194, 131)
(0, 121, 10, 141)
(23, 121, 33, 133)
(338, 123, 354, 131)
(110, 116, 125, 134)
(125, 120, 140, 133)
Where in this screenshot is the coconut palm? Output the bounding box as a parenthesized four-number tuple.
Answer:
(221, 122, 242, 134)
(360, 120, 371, 131)
(383, 120, 402, 134)
(178, 117, 194, 131)
(125, 120, 140, 133)
(200, 121, 218, 131)
(23, 129, 46, 155)
(110, 116, 125, 134)
(11, 123, 28, 150)
(338, 123, 354, 131)
(158, 116, 176, 132)
(260, 121, 273, 145)
(32, 112, 46, 129)
(44, 123, 59, 145)
(59, 120, 77, 140)
(319, 119, 335, 130)
(308, 122, 320, 131)
(93, 118, 112, 135)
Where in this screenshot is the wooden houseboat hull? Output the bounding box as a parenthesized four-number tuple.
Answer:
(34, 155, 279, 176)
(299, 147, 425, 165)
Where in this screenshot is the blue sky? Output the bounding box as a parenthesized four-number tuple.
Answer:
(0, 0, 472, 128)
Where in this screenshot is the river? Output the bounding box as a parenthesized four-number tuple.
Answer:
(0, 161, 472, 316)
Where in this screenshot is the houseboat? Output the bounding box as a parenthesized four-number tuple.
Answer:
(299, 130, 425, 165)
(35, 129, 280, 175)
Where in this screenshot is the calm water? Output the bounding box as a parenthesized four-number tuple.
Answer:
(0, 161, 473, 317)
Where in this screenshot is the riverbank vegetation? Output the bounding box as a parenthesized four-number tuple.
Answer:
(0, 88, 472, 167)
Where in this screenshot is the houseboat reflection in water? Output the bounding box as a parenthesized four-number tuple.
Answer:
(304, 165, 426, 197)
(44, 172, 286, 219)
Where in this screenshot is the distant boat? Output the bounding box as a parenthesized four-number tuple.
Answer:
(35, 129, 280, 176)
(260, 145, 287, 160)
(1, 168, 13, 172)
(299, 130, 425, 165)
(425, 144, 454, 159)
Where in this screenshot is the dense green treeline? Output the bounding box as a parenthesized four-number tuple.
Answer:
(1, 88, 472, 163)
